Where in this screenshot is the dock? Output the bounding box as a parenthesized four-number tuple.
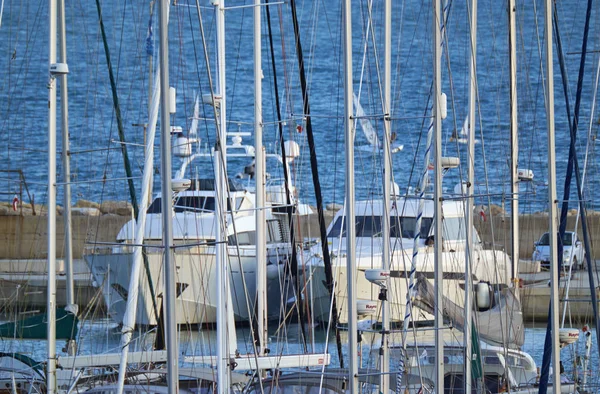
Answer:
(519, 260, 599, 323)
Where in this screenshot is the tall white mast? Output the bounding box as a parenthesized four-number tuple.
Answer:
(380, 0, 392, 392)
(47, 0, 58, 392)
(432, 0, 444, 392)
(215, 0, 226, 160)
(509, 0, 519, 293)
(214, 144, 230, 394)
(543, 0, 561, 390)
(158, 0, 178, 392)
(254, 0, 267, 361)
(57, 0, 77, 343)
(464, 0, 477, 391)
(342, 0, 358, 392)
(214, 0, 237, 392)
(116, 42, 163, 394)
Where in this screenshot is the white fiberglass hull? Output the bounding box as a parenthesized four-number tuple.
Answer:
(85, 245, 292, 326)
(302, 244, 511, 324)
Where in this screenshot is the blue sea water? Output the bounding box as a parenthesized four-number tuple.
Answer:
(0, 0, 599, 216)
(0, 319, 597, 389)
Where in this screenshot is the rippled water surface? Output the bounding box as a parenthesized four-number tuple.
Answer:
(0, 0, 598, 214)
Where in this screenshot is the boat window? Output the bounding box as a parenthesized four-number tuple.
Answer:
(204, 197, 215, 211)
(428, 355, 450, 364)
(235, 197, 244, 210)
(505, 354, 534, 370)
(328, 215, 435, 239)
(442, 217, 466, 240)
(203, 197, 235, 211)
(483, 355, 501, 365)
(149, 196, 244, 214)
(174, 196, 206, 212)
(390, 216, 433, 239)
(327, 216, 382, 238)
(356, 216, 382, 237)
(327, 217, 347, 238)
(147, 198, 162, 213)
(228, 231, 256, 246)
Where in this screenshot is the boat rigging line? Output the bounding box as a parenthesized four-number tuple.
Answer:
(265, 0, 306, 350)
(538, 0, 600, 391)
(93, 0, 160, 330)
(288, 0, 344, 367)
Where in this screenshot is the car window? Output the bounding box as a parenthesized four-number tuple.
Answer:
(538, 233, 549, 245)
(538, 232, 575, 246)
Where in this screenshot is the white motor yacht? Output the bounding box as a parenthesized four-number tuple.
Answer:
(85, 133, 311, 326)
(301, 192, 511, 325)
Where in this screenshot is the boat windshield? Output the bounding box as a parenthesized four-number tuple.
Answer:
(391, 216, 434, 239)
(147, 197, 242, 213)
(327, 216, 433, 239)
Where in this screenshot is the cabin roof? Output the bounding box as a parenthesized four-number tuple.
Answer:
(342, 197, 466, 218)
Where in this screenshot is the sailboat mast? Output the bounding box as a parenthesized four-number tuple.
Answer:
(464, 0, 477, 390)
(543, 0, 561, 390)
(214, 1, 236, 392)
(432, 0, 444, 391)
(342, 0, 358, 392)
(57, 0, 76, 329)
(158, 0, 178, 391)
(116, 30, 164, 394)
(47, 0, 58, 392)
(508, 0, 519, 290)
(216, 2, 227, 158)
(214, 145, 230, 394)
(380, 0, 391, 392)
(254, 0, 268, 359)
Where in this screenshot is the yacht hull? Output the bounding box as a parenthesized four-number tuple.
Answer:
(85, 245, 292, 326)
(302, 247, 510, 324)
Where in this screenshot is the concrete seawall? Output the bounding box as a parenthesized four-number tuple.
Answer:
(0, 214, 129, 259)
(1, 210, 599, 260)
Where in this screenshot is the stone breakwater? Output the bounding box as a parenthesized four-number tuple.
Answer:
(0, 200, 599, 260)
(0, 200, 131, 260)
